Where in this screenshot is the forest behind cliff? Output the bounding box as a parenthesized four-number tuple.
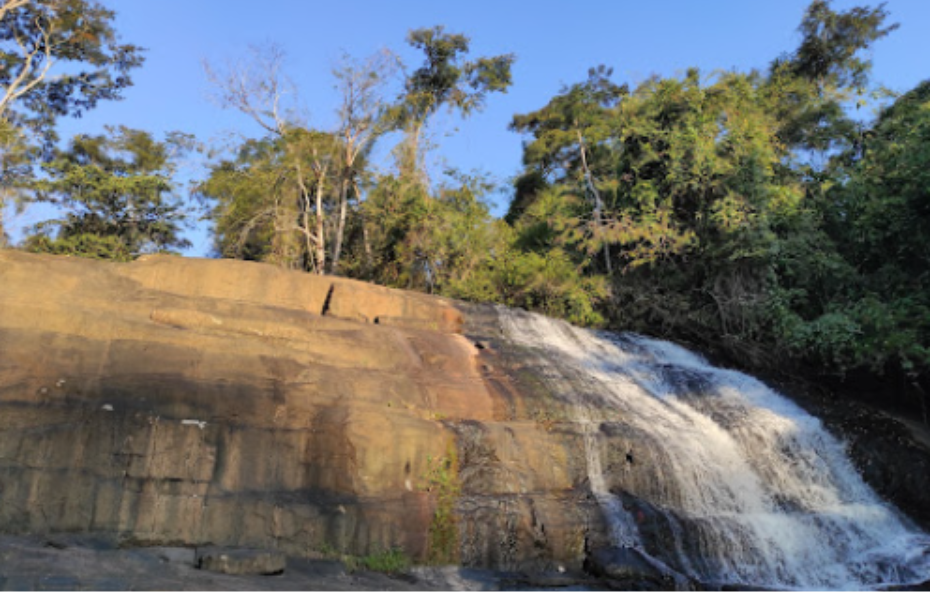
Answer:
(1, 0, 928, 418)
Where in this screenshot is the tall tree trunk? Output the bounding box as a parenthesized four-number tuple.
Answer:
(295, 162, 324, 274)
(401, 121, 426, 188)
(577, 131, 612, 274)
(355, 180, 373, 279)
(0, 207, 7, 249)
(331, 177, 349, 274)
(314, 175, 326, 275)
(301, 193, 316, 273)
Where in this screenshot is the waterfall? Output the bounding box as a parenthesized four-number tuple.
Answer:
(499, 307, 930, 590)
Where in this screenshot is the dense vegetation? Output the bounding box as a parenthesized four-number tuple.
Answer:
(1, 1, 927, 417)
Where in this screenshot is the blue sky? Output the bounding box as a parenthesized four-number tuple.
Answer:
(10, 0, 930, 256)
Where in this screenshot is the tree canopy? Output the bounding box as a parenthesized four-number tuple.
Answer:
(1, 0, 144, 245)
(25, 125, 191, 260)
(0, 0, 143, 144)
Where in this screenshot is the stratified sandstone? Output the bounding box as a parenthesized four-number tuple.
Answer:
(0, 251, 599, 572)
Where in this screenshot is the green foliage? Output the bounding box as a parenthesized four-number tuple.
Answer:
(498, 186, 608, 325)
(0, 115, 33, 246)
(24, 232, 131, 261)
(391, 25, 514, 177)
(511, 65, 626, 182)
(343, 547, 411, 574)
(357, 172, 431, 286)
(400, 26, 514, 122)
(784, 0, 897, 92)
(358, 169, 605, 326)
(197, 138, 281, 262)
(0, 0, 144, 147)
(197, 128, 340, 272)
(25, 126, 191, 260)
(1, 0, 143, 247)
(190, 4, 930, 399)
(785, 79, 930, 375)
(420, 449, 461, 565)
(491, 247, 607, 326)
(502, 0, 930, 392)
(767, 0, 897, 156)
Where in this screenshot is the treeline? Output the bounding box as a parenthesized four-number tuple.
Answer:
(1, 1, 928, 414)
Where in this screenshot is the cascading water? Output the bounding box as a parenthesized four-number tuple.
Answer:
(498, 307, 930, 590)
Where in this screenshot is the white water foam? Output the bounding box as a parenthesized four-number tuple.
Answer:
(499, 307, 930, 590)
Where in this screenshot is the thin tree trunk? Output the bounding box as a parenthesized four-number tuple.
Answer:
(331, 177, 349, 274)
(301, 194, 316, 273)
(295, 162, 323, 274)
(355, 179, 373, 278)
(402, 121, 426, 187)
(314, 173, 326, 275)
(0, 202, 7, 249)
(577, 131, 612, 274)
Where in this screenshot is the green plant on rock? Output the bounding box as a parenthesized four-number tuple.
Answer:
(420, 447, 461, 565)
(344, 547, 411, 574)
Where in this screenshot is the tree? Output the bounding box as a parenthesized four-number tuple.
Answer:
(0, 114, 31, 246)
(768, 0, 897, 158)
(1, 0, 143, 245)
(198, 129, 340, 273)
(204, 45, 336, 273)
(25, 125, 191, 260)
(330, 49, 398, 273)
(510, 65, 627, 273)
(509, 65, 818, 361)
(503, 1, 905, 377)
(392, 26, 514, 181)
(789, 80, 930, 381)
(786, 0, 896, 93)
(0, 0, 143, 143)
(351, 26, 515, 287)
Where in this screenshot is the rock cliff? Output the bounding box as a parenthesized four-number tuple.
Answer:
(2, 251, 928, 583)
(0, 251, 601, 572)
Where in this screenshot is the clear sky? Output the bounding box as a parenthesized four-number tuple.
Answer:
(10, 0, 930, 256)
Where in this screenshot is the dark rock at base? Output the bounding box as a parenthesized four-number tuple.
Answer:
(585, 546, 673, 589)
(36, 575, 80, 591)
(504, 571, 598, 589)
(195, 547, 286, 576)
(152, 546, 196, 566)
(286, 557, 348, 579)
(881, 579, 930, 591)
(0, 577, 34, 592)
(42, 534, 118, 552)
(715, 584, 781, 591)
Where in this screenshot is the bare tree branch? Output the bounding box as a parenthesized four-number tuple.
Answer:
(0, 0, 29, 24)
(1, 12, 56, 119)
(202, 44, 295, 136)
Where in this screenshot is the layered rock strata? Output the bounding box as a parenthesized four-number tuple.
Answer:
(0, 252, 600, 571)
(5, 251, 926, 580)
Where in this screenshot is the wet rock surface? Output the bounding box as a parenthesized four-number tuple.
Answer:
(584, 546, 676, 590)
(771, 380, 930, 533)
(2, 252, 930, 589)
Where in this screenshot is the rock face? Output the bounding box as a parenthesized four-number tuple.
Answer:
(0, 251, 599, 572)
(3, 251, 928, 582)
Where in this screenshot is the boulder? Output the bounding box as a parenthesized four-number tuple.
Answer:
(195, 547, 286, 576)
(585, 546, 673, 589)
